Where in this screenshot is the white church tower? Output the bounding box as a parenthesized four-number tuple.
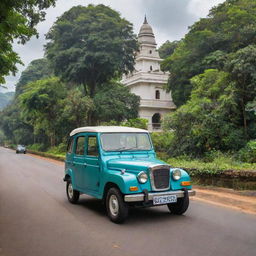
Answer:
(122, 17, 176, 131)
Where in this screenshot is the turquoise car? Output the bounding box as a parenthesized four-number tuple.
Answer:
(64, 126, 195, 223)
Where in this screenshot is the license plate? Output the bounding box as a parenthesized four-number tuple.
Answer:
(153, 195, 177, 205)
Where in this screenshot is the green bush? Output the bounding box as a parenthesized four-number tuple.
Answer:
(151, 132, 174, 152)
(238, 140, 256, 163)
(101, 118, 148, 130)
(47, 143, 67, 155)
(122, 118, 148, 129)
(166, 154, 256, 172)
(28, 143, 47, 151)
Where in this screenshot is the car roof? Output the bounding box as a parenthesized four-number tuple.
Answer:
(70, 126, 149, 136)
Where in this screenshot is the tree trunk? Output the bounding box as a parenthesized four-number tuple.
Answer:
(86, 81, 97, 125)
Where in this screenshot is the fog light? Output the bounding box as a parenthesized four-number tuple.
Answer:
(129, 186, 139, 191)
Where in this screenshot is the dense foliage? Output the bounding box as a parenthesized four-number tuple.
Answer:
(162, 0, 256, 106)
(2, 1, 256, 164)
(164, 69, 245, 156)
(158, 40, 179, 60)
(238, 140, 256, 163)
(15, 58, 52, 96)
(45, 4, 138, 97)
(0, 0, 56, 85)
(0, 4, 140, 149)
(161, 0, 256, 158)
(93, 82, 140, 123)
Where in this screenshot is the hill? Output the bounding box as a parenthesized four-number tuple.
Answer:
(0, 92, 15, 110)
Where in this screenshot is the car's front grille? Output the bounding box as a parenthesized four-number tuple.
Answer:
(151, 167, 170, 191)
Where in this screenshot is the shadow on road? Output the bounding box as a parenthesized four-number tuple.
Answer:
(77, 197, 106, 216)
(75, 196, 189, 224)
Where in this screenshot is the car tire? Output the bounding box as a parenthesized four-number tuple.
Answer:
(167, 195, 189, 215)
(16, 151, 18, 154)
(106, 187, 128, 224)
(66, 180, 80, 204)
(24, 151, 26, 154)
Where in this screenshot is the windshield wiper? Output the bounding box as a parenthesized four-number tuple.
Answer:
(106, 147, 149, 152)
(119, 147, 139, 152)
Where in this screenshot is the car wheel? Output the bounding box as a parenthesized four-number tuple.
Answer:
(106, 187, 128, 223)
(167, 195, 189, 215)
(16, 151, 18, 154)
(66, 180, 80, 204)
(24, 151, 26, 154)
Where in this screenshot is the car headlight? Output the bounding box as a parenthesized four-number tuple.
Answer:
(137, 171, 148, 183)
(172, 168, 181, 180)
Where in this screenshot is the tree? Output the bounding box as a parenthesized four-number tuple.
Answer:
(162, 0, 256, 106)
(0, 0, 56, 85)
(45, 4, 138, 98)
(19, 77, 66, 146)
(225, 45, 256, 138)
(121, 118, 148, 130)
(60, 88, 94, 128)
(0, 58, 52, 146)
(93, 82, 140, 123)
(0, 103, 34, 145)
(164, 69, 245, 156)
(15, 58, 52, 96)
(158, 40, 179, 59)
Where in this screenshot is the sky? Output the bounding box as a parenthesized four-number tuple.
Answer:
(2, 0, 225, 92)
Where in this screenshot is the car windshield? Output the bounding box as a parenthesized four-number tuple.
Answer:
(101, 133, 152, 152)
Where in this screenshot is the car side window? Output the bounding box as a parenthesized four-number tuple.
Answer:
(75, 136, 85, 155)
(67, 137, 74, 154)
(87, 136, 98, 156)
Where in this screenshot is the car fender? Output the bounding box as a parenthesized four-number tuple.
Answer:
(101, 169, 140, 195)
(64, 168, 78, 190)
(170, 168, 192, 190)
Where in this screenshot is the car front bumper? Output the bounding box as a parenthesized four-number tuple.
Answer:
(124, 189, 196, 202)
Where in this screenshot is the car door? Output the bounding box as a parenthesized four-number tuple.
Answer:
(84, 134, 100, 192)
(73, 135, 87, 189)
(65, 136, 74, 170)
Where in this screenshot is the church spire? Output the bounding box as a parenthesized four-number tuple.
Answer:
(144, 15, 148, 24)
(138, 16, 156, 45)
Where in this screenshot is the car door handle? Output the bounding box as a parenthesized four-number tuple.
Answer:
(73, 162, 87, 167)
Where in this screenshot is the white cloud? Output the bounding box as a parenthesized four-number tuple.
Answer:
(187, 0, 225, 17)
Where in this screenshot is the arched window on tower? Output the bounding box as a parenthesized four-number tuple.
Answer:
(155, 90, 160, 99)
(152, 113, 161, 129)
(149, 50, 152, 54)
(150, 65, 153, 71)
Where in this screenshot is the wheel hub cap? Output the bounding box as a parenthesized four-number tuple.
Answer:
(68, 183, 74, 198)
(109, 195, 119, 216)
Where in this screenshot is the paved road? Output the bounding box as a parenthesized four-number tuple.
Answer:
(0, 147, 255, 256)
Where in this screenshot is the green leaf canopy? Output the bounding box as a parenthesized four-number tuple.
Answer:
(45, 4, 138, 97)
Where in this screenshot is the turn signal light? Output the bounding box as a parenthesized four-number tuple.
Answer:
(129, 186, 139, 191)
(181, 181, 191, 186)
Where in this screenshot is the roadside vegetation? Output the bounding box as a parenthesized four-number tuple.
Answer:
(1, 0, 256, 182)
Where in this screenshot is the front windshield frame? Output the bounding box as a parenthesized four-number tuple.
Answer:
(100, 132, 153, 152)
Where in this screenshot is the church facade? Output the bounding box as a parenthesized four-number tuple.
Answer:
(122, 17, 176, 131)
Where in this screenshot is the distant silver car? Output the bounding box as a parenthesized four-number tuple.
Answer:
(16, 145, 26, 154)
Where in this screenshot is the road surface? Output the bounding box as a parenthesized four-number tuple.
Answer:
(0, 147, 255, 256)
